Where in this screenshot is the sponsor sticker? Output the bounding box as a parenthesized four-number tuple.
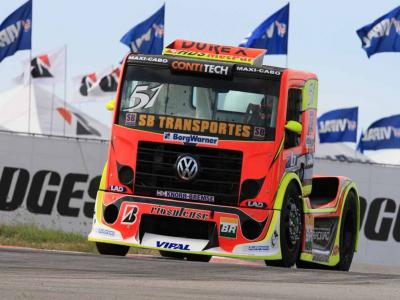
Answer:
(110, 185, 126, 193)
(133, 113, 252, 139)
(156, 189, 215, 203)
(156, 240, 190, 250)
(128, 55, 168, 64)
(219, 217, 238, 238)
(248, 245, 269, 251)
(125, 112, 137, 125)
(97, 228, 115, 237)
(169, 59, 233, 77)
(121, 204, 138, 225)
(305, 215, 314, 251)
(253, 127, 266, 139)
(150, 205, 210, 221)
(246, 201, 267, 208)
(163, 132, 218, 146)
(312, 253, 329, 263)
(235, 65, 281, 76)
(271, 230, 278, 248)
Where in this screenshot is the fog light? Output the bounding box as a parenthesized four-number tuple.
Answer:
(240, 178, 265, 201)
(118, 165, 134, 187)
(103, 204, 119, 224)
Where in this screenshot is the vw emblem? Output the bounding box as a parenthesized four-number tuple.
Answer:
(176, 155, 199, 181)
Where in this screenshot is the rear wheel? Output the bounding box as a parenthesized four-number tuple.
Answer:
(96, 242, 130, 256)
(296, 191, 357, 271)
(334, 191, 357, 271)
(159, 250, 185, 260)
(266, 184, 302, 268)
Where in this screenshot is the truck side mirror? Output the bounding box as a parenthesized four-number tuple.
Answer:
(106, 99, 115, 111)
(284, 120, 302, 135)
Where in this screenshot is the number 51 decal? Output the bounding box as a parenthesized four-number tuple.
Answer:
(123, 84, 163, 111)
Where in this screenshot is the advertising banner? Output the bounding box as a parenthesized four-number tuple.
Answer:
(0, 131, 400, 266)
(0, 131, 108, 234)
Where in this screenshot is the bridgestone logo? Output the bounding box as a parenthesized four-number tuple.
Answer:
(156, 190, 214, 203)
(163, 132, 218, 145)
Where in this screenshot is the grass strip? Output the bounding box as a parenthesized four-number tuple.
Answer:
(0, 223, 157, 255)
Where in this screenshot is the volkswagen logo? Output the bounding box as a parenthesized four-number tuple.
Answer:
(175, 155, 199, 181)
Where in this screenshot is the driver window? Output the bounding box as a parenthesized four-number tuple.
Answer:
(285, 88, 302, 149)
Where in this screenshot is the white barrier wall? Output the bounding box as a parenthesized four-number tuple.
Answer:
(0, 131, 108, 234)
(0, 131, 399, 266)
(314, 159, 400, 266)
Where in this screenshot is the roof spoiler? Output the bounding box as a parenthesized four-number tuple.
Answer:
(163, 39, 265, 66)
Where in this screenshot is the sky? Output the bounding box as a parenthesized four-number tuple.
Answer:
(0, 0, 399, 145)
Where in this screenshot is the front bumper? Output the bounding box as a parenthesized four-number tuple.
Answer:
(88, 191, 282, 260)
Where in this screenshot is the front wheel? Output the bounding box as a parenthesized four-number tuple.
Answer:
(266, 184, 302, 268)
(96, 242, 130, 256)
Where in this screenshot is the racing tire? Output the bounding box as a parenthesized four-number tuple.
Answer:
(334, 191, 357, 271)
(186, 254, 212, 262)
(96, 242, 130, 256)
(159, 251, 186, 260)
(266, 184, 302, 268)
(296, 191, 357, 271)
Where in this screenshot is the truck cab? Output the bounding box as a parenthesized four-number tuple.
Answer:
(89, 40, 359, 270)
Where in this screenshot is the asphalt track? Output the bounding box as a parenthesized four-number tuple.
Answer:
(0, 247, 400, 300)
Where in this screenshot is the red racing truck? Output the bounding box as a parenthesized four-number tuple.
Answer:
(89, 40, 360, 270)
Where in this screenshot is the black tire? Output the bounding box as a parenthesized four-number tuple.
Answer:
(159, 250, 185, 260)
(266, 184, 302, 268)
(96, 242, 130, 256)
(186, 254, 212, 262)
(296, 191, 357, 271)
(334, 191, 357, 271)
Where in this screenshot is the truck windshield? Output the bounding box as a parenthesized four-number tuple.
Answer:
(118, 65, 280, 141)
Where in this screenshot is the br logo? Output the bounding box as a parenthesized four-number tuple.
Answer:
(121, 205, 139, 224)
(220, 217, 238, 238)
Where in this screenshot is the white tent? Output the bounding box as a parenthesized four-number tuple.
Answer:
(0, 85, 110, 139)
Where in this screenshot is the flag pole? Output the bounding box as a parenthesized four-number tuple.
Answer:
(28, 49, 32, 133)
(285, 2, 290, 68)
(50, 83, 55, 135)
(63, 44, 67, 136)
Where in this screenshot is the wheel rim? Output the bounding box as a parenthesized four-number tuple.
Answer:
(285, 198, 301, 249)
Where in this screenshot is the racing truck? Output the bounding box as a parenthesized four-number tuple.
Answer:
(89, 39, 360, 271)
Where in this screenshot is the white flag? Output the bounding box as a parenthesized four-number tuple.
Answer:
(71, 65, 121, 102)
(88, 65, 121, 98)
(15, 47, 66, 85)
(70, 71, 98, 102)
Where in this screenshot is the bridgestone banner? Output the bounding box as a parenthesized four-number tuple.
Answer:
(0, 131, 399, 266)
(0, 131, 108, 234)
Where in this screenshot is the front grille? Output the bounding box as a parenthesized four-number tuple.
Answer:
(134, 141, 243, 206)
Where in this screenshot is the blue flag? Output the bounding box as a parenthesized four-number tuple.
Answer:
(356, 6, 400, 57)
(0, 0, 32, 63)
(120, 5, 164, 54)
(318, 107, 358, 143)
(358, 115, 400, 152)
(239, 3, 289, 55)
